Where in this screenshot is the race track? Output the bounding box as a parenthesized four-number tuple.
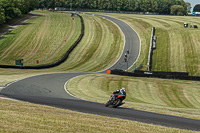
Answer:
(1, 14, 200, 131)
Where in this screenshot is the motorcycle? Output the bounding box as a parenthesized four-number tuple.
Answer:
(105, 93, 126, 108)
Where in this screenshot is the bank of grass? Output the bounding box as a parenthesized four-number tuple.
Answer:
(1, 12, 199, 132)
(66, 74, 200, 120)
(100, 13, 200, 76)
(0, 10, 81, 66)
(0, 11, 123, 71)
(1, 99, 198, 133)
(51, 14, 123, 72)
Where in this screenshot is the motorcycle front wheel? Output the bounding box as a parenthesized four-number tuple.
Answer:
(112, 99, 121, 108)
(105, 101, 110, 107)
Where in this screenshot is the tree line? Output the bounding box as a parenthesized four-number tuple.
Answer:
(0, 0, 191, 25)
(39, 0, 191, 15)
(0, 0, 39, 24)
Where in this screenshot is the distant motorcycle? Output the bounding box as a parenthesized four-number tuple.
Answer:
(105, 93, 126, 108)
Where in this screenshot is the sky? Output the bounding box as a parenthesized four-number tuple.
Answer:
(184, 0, 200, 12)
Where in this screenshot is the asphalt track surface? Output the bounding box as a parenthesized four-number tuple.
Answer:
(1, 14, 200, 131)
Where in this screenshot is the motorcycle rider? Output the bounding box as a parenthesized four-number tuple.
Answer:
(112, 87, 126, 100)
(105, 87, 126, 107)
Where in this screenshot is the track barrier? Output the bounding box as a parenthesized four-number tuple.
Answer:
(147, 27, 156, 71)
(108, 69, 200, 81)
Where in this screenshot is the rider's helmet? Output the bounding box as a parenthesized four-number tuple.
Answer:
(121, 87, 125, 91)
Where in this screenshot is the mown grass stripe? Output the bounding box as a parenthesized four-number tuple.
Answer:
(172, 85, 194, 108)
(62, 16, 101, 70)
(152, 28, 170, 71)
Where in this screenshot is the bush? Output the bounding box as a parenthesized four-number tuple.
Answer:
(171, 5, 184, 16)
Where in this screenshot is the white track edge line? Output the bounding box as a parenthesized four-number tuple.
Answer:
(64, 74, 91, 102)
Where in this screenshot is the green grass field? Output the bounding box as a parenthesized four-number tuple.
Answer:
(0, 11, 123, 86)
(66, 74, 200, 120)
(49, 14, 123, 72)
(101, 13, 200, 76)
(0, 10, 81, 66)
(0, 11, 200, 132)
(0, 11, 123, 71)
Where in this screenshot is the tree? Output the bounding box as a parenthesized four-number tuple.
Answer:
(143, 0, 151, 12)
(193, 4, 200, 12)
(101, 0, 111, 10)
(55, 0, 65, 7)
(185, 2, 191, 14)
(20, 0, 31, 14)
(154, 0, 161, 13)
(1, 0, 22, 21)
(171, 5, 184, 15)
(129, 0, 136, 11)
(122, 0, 129, 11)
(139, 0, 145, 12)
(134, 0, 140, 12)
(0, 5, 5, 24)
(82, 0, 91, 8)
(110, 0, 117, 10)
(88, 0, 97, 9)
(73, 0, 81, 8)
(0, 0, 39, 24)
(116, 0, 122, 11)
(162, 0, 171, 14)
(33, 0, 189, 15)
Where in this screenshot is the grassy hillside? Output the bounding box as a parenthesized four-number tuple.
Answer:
(50, 14, 123, 72)
(67, 74, 200, 120)
(102, 13, 200, 76)
(0, 10, 81, 66)
(0, 11, 123, 71)
(0, 11, 123, 86)
(0, 99, 198, 133)
(0, 11, 199, 132)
